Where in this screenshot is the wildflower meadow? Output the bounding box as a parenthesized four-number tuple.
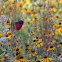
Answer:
(0, 0, 62, 62)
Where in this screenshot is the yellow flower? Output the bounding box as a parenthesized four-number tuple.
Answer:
(54, 2, 58, 5)
(11, 1, 15, 4)
(39, 39, 42, 42)
(31, 14, 38, 16)
(28, 19, 32, 21)
(58, 8, 62, 14)
(0, 58, 1, 60)
(8, 41, 11, 45)
(32, 26, 37, 29)
(16, 1, 20, 7)
(32, 19, 36, 21)
(41, 17, 47, 20)
(37, 42, 43, 47)
(55, 28, 62, 34)
(33, 37, 38, 41)
(5, 1, 9, 5)
(0, 41, 2, 43)
(20, 1, 24, 5)
(58, 0, 62, 4)
(61, 54, 62, 56)
(4, 35, 11, 39)
(13, 60, 20, 62)
(37, 44, 40, 47)
(27, 10, 31, 13)
(29, 19, 34, 21)
(31, 10, 36, 12)
(7, 31, 11, 34)
(40, 43, 43, 46)
(8, 35, 11, 38)
(0, 32, 2, 36)
(15, 38, 18, 41)
(54, 16, 59, 20)
(49, 58, 52, 61)
(48, 40, 56, 44)
(36, 5, 44, 9)
(4, 54, 8, 57)
(8, 0, 12, 2)
(23, 8, 27, 12)
(40, 57, 52, 62)
(5, 21, 10, 25)
(52, 8, 57, 12)
(4, 35, 8, 39)
(31, 32, 36, 35)
(47, 46, 55, 51)
(30, 51, 37, 56)
(58, 22, 62, 27)
(6, 25, 11, 29)
(32, 40, 36, 44)
(29, 18, 38, 21)
(25, 45, 31, 49)
(24, 59, 30, 62)
(19, 57, 24, 62)
(37, 40, 41, 43)
(3, 5, 5, 8)
(0, 54, 2, 57)
(52, 32, 54, 35)
(57, 42, 62, 47)
(49, 7, 57, 12)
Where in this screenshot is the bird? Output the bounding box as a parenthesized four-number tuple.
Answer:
(15, 20, 24, 30)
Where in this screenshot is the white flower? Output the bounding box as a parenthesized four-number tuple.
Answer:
(57, 56, 62, 61)
(0, 2, 2, 4)
(5, 29, 9, 31)
(0, 37, 6, 41)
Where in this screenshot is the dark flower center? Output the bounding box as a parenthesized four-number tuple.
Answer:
(20, 57, 23, 59)
(36, 37, 38, 39)
(37, 61, 40, 62)
(58, 54, 61, 56)
(25, 8, 27, 11)
(5, 35, 8, 37)
(7, 21, 10, 23)
(33, 40, 36, 42)
(59, 23, 61, 25)
(26, 45, 29, 47)
(44, 56, 47, 58)
(16, 52, 20, 56)
(39, 5, 42, 7)
(51, 6, 53, 8)
(35, 18, 37, 20)
(31, 10, 34, 12)
(50, 46, 53, 48)
(32, 51, 35, 53)
(16, 48, 19, 51)
(56, 16, 59, 18)
(60, 42, 62, 44)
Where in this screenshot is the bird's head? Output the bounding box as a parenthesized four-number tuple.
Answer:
(18, 20, 24, 25)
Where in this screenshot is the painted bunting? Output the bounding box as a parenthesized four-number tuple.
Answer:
(15, 20, 24, 30)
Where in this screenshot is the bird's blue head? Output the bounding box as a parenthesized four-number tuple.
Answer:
(18, 20, 24, 25)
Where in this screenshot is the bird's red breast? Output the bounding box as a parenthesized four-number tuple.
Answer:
(15, 23, 23, 30)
